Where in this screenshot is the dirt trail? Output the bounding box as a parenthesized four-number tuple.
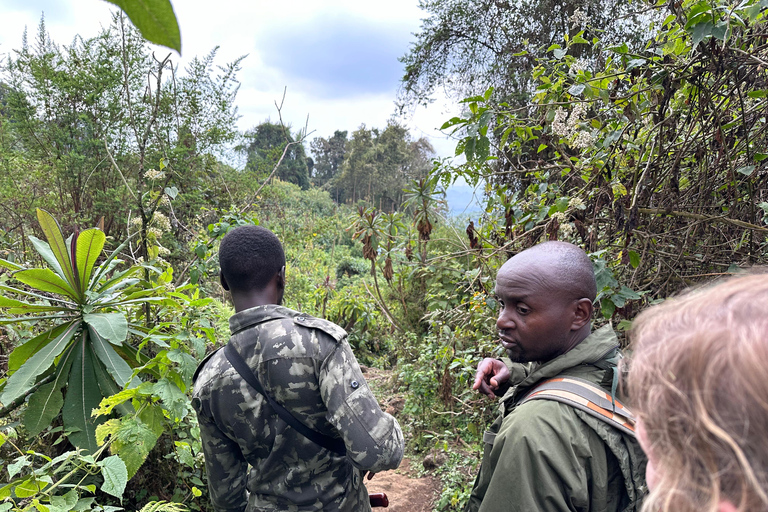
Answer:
(363, 366, 442, 511)
(365, 457, 440, 511)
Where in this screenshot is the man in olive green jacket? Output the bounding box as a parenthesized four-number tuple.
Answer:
(466, 242, 646, 512)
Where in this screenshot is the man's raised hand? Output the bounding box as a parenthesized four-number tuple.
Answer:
(472, 358, 510, 398)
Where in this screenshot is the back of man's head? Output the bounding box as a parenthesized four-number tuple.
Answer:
(219, 225, 285, 293)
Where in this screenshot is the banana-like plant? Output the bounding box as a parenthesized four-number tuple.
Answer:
(0, 209, 158, 453)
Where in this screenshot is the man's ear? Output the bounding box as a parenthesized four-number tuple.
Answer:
(570, 298, 593, 330)
(219, 270, 230, 291)
(276, 266, 286, 289)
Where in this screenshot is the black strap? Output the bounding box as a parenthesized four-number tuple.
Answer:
(223, 343, 347, 456)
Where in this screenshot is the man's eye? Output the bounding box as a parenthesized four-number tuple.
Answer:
(516, 306, 530, 315)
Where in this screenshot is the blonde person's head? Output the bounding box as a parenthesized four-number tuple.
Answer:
(627, 273, 768, 512)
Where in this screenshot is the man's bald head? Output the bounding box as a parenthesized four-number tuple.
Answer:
(502, 241, 597, 304)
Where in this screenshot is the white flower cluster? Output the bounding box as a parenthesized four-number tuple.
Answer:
(568, 197, 586, 210)
(552, 107, 571, 138)
(559, 222, 575, 237)
(569, 58, 588, 74)
(152, 211, 172, 232)
(144, 168, 166, 180)
(130, 216, 143, 227)
(551, 103, 594, 149)
(570, 8, 588, 28)
(551, 211, 568, 224)
(157, 246, 171, 256)
(159, 194, 171, 206)
(573, 130, 595, 149)
(147, 227, 163, 239)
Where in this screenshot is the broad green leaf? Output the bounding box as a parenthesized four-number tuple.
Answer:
(0, 314, 70, 326)
(629, 250, 641, 268)
(89, 326, 136, 387)
(73, 497, 96, 511)
(13, 476, 48, 498)
(8, 456, 31, 479)
(691, 20, 714, 48)
(1, 321, 80, 405)
(601, 299, 616, 319)
(99, 455, 128, 498)
(14, 269, 78, 300)
(62, 336, 106, 454)
(28, 235, 68, 283)
(138, 403, 166, 438)
(9, 326, 64, 372)
(84, 313, 128, 344)
(49, 489, 79, 512)
(75, 228, 106, 292)
(736, 165, 756, 176)
(0, 258, 23, 271)
(107, 417, 160, 478)
(96, 418, 121, 446)
(106, 0, 181, 53)
(0, 284, 76, 305)
(93, 386, 143, 418)
(36, 209, 77, 292)
(24, 383, 64, 438)
(152, 378, 187, 420)
(0, 295, 69, 315)
(23, 344, 76, 437)
(553, 48, 567, 59)
(92, 352, 136, 418)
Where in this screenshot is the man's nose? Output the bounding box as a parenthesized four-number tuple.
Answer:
(497, 311, 513, 330)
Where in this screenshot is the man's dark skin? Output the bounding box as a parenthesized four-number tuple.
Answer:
(220, 267, 285, 313)
(473, 244, 594, 398)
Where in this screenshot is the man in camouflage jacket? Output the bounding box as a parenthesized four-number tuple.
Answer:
(192, 226, 404, 511)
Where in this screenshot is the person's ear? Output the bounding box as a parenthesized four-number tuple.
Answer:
(570, 298, 593, 330)
(277, 266, 286, 289)
(219, 270, 230, 291)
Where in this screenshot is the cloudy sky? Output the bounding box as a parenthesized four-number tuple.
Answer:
(0, 0, 463, 157)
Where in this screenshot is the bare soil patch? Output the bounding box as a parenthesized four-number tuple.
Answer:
(362, 365, 442, 511)
(366, 457, 441, 512)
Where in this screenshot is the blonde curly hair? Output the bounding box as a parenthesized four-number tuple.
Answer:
(627, 274, 768, 512)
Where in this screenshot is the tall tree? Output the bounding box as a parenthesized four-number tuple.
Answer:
(243, 121, 311, 190)
(331, 122, 434, 210)
(1, 14, 241, 255)
(399, 0, 651, 107)
(310, 130, 347, 188)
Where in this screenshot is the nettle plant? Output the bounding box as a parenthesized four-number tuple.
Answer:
(0, 209, 159, 453)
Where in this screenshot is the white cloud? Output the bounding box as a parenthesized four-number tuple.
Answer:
(0, 0, 461, 158)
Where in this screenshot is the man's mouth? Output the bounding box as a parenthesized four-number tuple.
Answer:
(498, 335, 517, 350)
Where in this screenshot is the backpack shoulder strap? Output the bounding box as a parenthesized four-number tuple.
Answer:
(519, 376, 636, 437)
(223, 343, 347, 456)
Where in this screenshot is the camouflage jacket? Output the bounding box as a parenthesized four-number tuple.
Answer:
(466, 325, 647, 512)
(192, 305, 404, 512)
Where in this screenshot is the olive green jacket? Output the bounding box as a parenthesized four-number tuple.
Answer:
(466, 324, 647, 512)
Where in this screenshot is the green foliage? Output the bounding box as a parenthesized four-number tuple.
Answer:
(329, 123, 435, 209)
(106, 0, 181, 53)
(0, 209, 157, 453)
(0, 427, 128, 511)
(242, 122, 311, 189)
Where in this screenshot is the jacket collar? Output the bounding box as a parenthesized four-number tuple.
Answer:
(228, 304, 296, 335)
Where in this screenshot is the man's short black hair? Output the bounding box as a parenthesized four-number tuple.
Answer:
(218, 225, 285, 292)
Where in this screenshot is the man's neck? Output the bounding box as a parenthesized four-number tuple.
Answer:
(231, 288, 280, 313)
